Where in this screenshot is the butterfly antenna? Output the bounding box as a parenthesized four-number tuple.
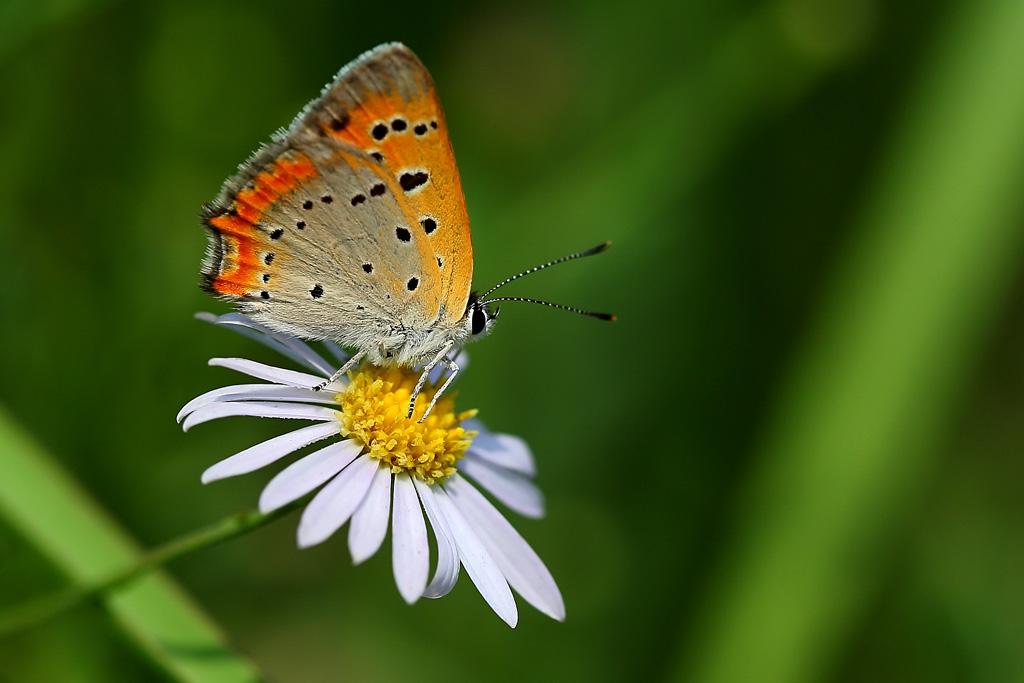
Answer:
(481, 296, 615, 321)
(479, 241, 612, 300)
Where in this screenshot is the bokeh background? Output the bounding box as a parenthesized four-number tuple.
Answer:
(2, 0, 1024, 681)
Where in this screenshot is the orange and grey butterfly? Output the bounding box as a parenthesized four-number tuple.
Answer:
(199, 43, 611, 420)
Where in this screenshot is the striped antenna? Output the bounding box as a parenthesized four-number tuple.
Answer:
(481, 296, 615, 321)
(479, 242, 611, 300)
(479, 242, 614, 321)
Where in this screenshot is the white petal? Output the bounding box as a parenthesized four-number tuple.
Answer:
(209, 358, 342, 391)
(460, 456, 545, 518)
(432, 486, 518, 627)
(258, 439, 363, 513)
(392, 474, 429, 604)
(298, 455, 379, 548)
(200, 312, 337, 377)
(414, 478, 460, 599)
(201, 422, 340, 483)
(445, 474, 564, 621)
(463, 424, 536, 477)
(197, 312, 306, 368)
(179, 385, 247, 423)
(265, 335, 335, 377)
(348, 463, 391, 564)
(179, 384, 253, 423)
(178, 384, 337, 423)
(182, 401, 337, 432)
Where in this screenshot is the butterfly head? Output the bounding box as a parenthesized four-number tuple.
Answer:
(465, 242, 616, 340)
(465, 293, 500, 339)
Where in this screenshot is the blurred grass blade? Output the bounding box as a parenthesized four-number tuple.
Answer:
(676, 0, 1024, 681)
(0, 406, 262, 682)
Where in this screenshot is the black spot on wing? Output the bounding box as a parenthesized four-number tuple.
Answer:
(399, 171, 429, 192)
(407, 277, 419, 291)
(329, 112, 350, 131)
(395, 227, 411, 242)
(310, 284, 323, 298)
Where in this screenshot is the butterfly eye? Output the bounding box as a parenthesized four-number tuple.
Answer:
(471, 306, 487, 335)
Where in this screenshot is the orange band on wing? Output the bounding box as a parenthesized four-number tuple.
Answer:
(208, 232, 261, 297)
(276, 156, 317, 181)
(209, 213, 252, 237)
(207, 153, 318, 297)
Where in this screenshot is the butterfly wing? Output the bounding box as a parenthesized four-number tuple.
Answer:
(299, 43, 474, 329)
(200, 43, 473, 352)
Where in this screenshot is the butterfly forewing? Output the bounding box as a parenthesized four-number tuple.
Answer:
(294, 43, 474, 327)
(201, 43, 473, 350)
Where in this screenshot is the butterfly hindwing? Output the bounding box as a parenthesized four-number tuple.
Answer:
(201, 43, 472, 350)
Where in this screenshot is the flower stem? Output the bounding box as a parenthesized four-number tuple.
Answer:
(0, 500, 304, 637)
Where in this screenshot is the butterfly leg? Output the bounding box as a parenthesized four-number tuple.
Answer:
(418, 356, 460, 423)
(407, 341, 455, 419)
(312, 349, 367, 392)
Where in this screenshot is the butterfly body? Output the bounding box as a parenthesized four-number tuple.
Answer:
(200, 43, 496, 374)
(199, 43, 609, 419)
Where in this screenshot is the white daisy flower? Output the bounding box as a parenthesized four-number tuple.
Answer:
(178, 312, 564, 627)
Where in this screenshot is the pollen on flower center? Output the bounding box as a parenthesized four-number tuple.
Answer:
(337, 365, 476, 482)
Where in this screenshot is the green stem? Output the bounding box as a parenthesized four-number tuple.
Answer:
(0, 499, 303, 638)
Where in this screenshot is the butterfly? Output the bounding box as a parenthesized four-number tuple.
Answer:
(199, 43, 612, 420)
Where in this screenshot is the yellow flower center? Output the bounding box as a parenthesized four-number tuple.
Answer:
(337, 365, 476, 482)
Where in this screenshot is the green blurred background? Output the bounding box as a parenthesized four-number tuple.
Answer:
(2, 0, 1024, 680)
